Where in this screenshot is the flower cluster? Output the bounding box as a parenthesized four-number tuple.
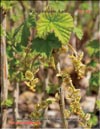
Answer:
(24, 70, 39, 92)
(67, 87, 91, 128)
(69, 52, 86, 79)
(29, 98, 56, 120)
(57, 70, 91, 128)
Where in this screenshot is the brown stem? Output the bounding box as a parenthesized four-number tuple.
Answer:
(59, 86, 68, 128)
(42, 69, 49, 128)
(0, 9, 8, 128)
(13, 82, 20, 129)
(18, 1, 26, 20)
(30, 54, 40, 70)
(57, 62, 68, 129)
(68, 43, 77, 57)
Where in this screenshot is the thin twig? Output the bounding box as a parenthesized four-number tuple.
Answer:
(57, 62, 68, 129)
(42, 70, 49, 128)
(30, 54, 40, 70)
(68, 43, 77, 57)
(18, 1, 26, 20)
(13, 82, 20, 129)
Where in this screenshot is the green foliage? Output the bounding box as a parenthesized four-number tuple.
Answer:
(7, 43, 24, 81)
(36, 12, 74, 44)
(32, 33, 61, 56)
(88, 114, 98, 127)
(6, 13, 36, 82)
(46, 84, 59, 94)
(96, 100, 100, 110)
(2, 98, 13, 107)
(89, 71, 100, 93)
(46, 98, 56, 104)
(87, 60, 97, 67)
(10, 12, 21, 22)
(48, 1, 67, 11)
(86, 40, 99, 94)
(30, 98, 55, 121)
(1, 1, 13, 10)
(86, 40, 99, 58)
(73, 26, 83, 40)
(90, 72, 100, 87)
(0, 25, 5, 36)
(79, 2, 90, 10)
(13, 12, 36, 46)
(21, 23, 30, 46)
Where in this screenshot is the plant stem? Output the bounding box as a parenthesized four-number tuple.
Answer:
(30, 54, 40, 70)
(13, 82, 20, 129)
(42, 69, 49, 128)
(68, 43, 77, 57)
(1, 8, 8, 128)
(59, 86, 68, 128)
(57, 62, 68, 129)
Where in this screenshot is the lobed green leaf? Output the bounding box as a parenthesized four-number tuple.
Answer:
(36, 12, 74, 44)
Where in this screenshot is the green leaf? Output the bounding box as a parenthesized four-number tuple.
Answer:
(94, 50, 100, 58)
(87, 40, 99, 49)
(79, 2, 90, 10)
(36, 12, 74, 44)
(21, 22, 30, 46)
(1, 1, 13, 10)
(21, 13, 36, 46)
(46, 84, 58, 94)
(96, 100, 100, 109)
(87, 60, 97, 67)
(32, 33, 61, 56)
(15, 44, 23, 52)
(88, 114, 98, 126)
(13, 24, 23, 38)
(48, 1, 67, 11)
(6, 45, 13, 58)
(2, 98, 13, 107)
(86, 40, 99, 57)
(13, 12, 36, 46)
(90, 71, 100, 87)
(73, 26, 83, 40)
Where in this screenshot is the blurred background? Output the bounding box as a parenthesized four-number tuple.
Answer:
(0, 0, 100, 128)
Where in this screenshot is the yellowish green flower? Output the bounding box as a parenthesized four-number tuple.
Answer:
(85, 113, 91, 121)
(25, 70, 33, 80)
(69, 52, 86, 79)
(30, 78, 39, 86)
(25, 70, 39, 92)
